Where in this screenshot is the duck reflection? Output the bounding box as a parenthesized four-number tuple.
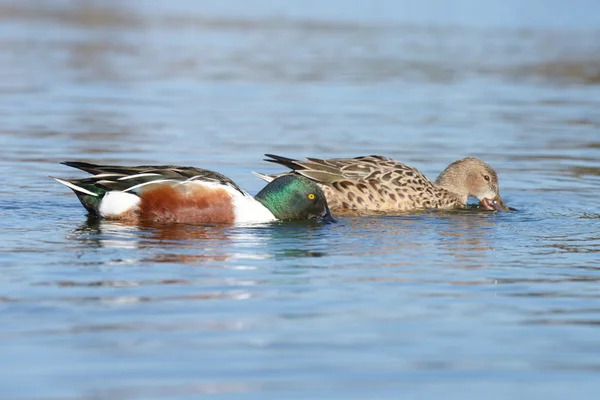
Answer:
(433, 208, 499, 269)
(70, 217, 237, 265)
(69, 216, 334, 271)
(339, 207, 501, 271)
(69, 216, 141, 250)
(73, 216, 235, 241)
(57, 217, 280, 304)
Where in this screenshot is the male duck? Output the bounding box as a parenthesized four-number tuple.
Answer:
(255, 154, 508, 212)
(53, 161, 334, 224)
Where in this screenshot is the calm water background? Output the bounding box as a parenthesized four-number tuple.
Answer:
(1, 0, 600, 399)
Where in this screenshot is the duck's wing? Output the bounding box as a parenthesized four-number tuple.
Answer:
(52, 162, 248, 216)
(260, 154, 408, 183)
(58, 161, 246, 195)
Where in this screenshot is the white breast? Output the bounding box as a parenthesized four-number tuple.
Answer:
(229, 190, 276, 223)
(99, 191, 141, 218)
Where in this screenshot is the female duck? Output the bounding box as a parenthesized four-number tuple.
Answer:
(53, 161, 334, 224)
(255, 154, 508, 212)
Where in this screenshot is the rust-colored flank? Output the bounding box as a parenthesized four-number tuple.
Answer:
(139, 184, 235, 224)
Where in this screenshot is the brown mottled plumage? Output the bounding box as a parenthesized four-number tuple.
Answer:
(255, 155, 508, 213)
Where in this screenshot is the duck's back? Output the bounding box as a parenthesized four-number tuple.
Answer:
(54, 162, 276, 224)
(263, 155, 463, 212)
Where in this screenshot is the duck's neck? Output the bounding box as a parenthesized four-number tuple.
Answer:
(254, 184, 293, 220)
(254, 192, 277, 215)
(435, 165, 469, 205)
(230, 193, 277, 223)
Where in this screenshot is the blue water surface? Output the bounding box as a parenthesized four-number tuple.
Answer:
(1, 0, 600, 399)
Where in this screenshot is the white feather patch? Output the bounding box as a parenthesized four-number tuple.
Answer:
(251, 171, 275, 183)
(99, 191, 141, 218)
(230, 190, 276, 223)
(118, 173, 162, 181)
(52, 177, 98, 196)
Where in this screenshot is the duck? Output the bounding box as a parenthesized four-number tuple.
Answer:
(52, 161, 334, 224)
(254, 154, 508, 212)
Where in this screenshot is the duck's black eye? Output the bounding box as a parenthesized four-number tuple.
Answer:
(484, 175, 490, 182)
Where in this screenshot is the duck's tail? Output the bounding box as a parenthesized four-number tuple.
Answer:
(50, 176, 107, 215)
(251, 171, 277, 183)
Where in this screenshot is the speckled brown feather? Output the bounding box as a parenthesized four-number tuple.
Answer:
(262, 155, 465, 212)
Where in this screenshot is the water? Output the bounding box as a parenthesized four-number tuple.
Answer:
(1, 1, 600, 398)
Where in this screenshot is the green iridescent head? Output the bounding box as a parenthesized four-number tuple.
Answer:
(254, 175, 334, 222)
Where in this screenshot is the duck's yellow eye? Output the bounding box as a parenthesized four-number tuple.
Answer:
(308, 193, 315, 200)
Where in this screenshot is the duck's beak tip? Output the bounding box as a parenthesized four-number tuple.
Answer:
(481, 195, 508, 211)
(320, 206, 337, 223)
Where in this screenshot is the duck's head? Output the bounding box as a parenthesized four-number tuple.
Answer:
(255, 175, 335, 222)
(436, 157, 508, 211)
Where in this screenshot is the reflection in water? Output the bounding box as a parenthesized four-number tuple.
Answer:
(433, 210, 497, 269)
(70, 216, 142, 250)
(72, 217, 236, 246)
(70, 210, 501, 275)
(339, 209, 500, 270)
(70, 217, 251, 266)
(32, 218, 274, 307)
(274, 249, 327, 259)
(68, 217, 343, 274)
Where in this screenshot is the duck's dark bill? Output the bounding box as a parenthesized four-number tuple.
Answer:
(320, 206, 337, 223)
(481, 196, 508, 211)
